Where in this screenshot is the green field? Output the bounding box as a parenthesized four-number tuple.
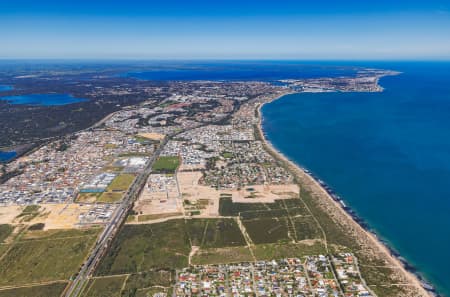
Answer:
(0, 224, 13, 243)
(82, 276, 127, 297)
(292, 216, 323, 241)
(243, 217, 291, 244)
(107, 174, 135, 191)
(0, 228, 99, 287)
(151, 156, 180, 173)
(97, 192, 124, 203)
(252, 241, 326, 260)
(218, 197, 270, 216)
(81, 271, 173, 297)
(96, 218, 247, 276)
(96, 220, 190, 275)
(0, 282, 67, 297)
(122, 270, 173, 295)
(20, 227, 100, 240)
(185, 218, 246, 248)
(191, 246, 254, 265)
(221, 151, 233, 158)
(136, 212, 182, 222)
(95, 174, 135, 203)
(75, 192, 102, 203)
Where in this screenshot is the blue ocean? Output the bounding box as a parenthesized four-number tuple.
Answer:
(262, 62, 450, 296)
(0, 93, 87, 106)
(0, 85, 13, 91)
(0, 151, 16, 162)
(124, 61, 359, 81)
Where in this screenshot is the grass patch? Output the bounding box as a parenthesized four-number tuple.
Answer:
(292, 216, 323, 241)
(104, 143, 117, 149)
(76, 192, 102, 203)
(122, 270, 174, 296)
(371, 285, 403, 297)
(152, 156, 180, 173)
(0, 244, 10, 258)
(221, 151, 233, 158)
(126, 215, 137, 223)
(252, 241, 327, 260)
(97, 192, 124, 203)
(186, 218, 246, 248)
(96, 174, 135, 203)
(96, 218, 248, 276)
(136, 212, 182, 222)
(243, 217, 291, 244)
(0, 282, 68, 297)
(95, 220, 190, 275)
(218, 197, 270, 216)
(22, 205, 40, 213)
(0, 224, 13, 243)
(219, 197, 304, 217)
(107, 174, 135, 192)
(134, 287, 172, 297)
(83, 276, 127, 297)
(21, 227, 100, 240)
(191, 246, 254, 265)
(0, 228, 99, 286)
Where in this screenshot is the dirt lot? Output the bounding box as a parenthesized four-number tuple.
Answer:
(0, 206, 22, 224)
(134, 174, 181, 217)
(0, 204, 93, 230)
(178, 171, 300, 216)
(137, 132, 165, 141)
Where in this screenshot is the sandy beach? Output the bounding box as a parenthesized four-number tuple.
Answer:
(256, 94, 432, 297)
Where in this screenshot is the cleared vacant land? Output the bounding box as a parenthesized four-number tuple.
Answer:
(98, 173, 135, 203)
(0, 282, 68, 297)
(151, 156, 180, 173)
(0, 228, 100, 287)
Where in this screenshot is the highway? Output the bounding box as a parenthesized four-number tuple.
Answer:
(64, 139, 166, 297)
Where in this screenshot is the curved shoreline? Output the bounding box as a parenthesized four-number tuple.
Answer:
(256, 93, 435, 297)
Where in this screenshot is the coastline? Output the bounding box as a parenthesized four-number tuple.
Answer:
(256, 93, 434, 297)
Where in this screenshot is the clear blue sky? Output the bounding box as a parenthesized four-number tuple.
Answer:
(1, 0, 450, 60)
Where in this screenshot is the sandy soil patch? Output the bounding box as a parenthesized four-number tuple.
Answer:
(178, 171, 221, 216)
(1, 204, 93, 229)
(134, 174, 181, 216)
(0, 206, 23, 224)
(41, 204, 93, 230)
(137, 132, 165, 141)
(178, 171, 300, 216)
